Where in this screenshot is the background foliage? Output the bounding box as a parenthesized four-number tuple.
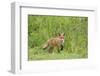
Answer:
(28, 15, 88, 60)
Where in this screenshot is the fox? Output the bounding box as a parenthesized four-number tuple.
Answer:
(43, 33, 65, 53)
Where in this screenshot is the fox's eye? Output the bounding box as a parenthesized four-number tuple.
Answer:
(60, 36, 64, 39)
(62, 37, 64, 39)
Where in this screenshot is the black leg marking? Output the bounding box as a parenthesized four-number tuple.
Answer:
(61, 45, 63, 50)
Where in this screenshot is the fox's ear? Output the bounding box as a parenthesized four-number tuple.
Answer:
(61, 33, 65, 36)
(55, 33, 60, 36)
(55, 33, 59, 36)
(63, 33, 65, 36)
(58, 33, 61, 36)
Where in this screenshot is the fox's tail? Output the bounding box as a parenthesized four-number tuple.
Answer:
(43, 43, 48, 50)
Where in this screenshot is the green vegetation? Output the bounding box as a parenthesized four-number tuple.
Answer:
(28, 15, 88, 61)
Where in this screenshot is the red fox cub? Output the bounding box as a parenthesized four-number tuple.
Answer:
(43, 33, 65, 53)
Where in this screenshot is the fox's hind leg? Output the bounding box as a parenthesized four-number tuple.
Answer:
(48, 46, 53, 53)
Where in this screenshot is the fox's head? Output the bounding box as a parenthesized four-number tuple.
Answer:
(58, 33, 65, 40)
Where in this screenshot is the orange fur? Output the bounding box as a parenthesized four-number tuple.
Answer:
(43, 33, 65, 53)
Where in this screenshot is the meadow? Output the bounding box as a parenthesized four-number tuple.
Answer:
(28, 15, 88, 60)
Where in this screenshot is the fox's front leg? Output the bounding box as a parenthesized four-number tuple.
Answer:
(61, 44, 64, 50)
(57, 47, 60, 53)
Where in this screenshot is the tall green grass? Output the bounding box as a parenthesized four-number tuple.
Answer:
(28, 15, 88, 60)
